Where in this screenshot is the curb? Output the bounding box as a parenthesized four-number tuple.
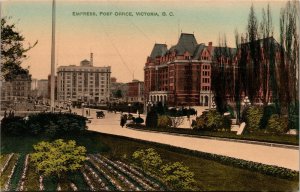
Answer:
(126, 127, 299, 150)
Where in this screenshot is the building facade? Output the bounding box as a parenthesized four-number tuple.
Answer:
(57, 54, 111, 104)
(1, 73, 31, 101)
(126, 80, 144, 103)
(144, 33, 215, 107)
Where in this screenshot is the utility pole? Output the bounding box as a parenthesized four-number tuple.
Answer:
(50, 0, 56, 112)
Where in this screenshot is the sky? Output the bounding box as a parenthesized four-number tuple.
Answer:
(2, 0, 288, 83)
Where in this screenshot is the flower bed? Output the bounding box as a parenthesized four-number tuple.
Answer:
(0, 154, 14, 176)
(99, 155, 154, 191)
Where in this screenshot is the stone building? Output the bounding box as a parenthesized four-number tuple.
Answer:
(126, 80, 144, 103)
(57, 53, 111, 104)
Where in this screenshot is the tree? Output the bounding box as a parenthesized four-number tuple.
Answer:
(114, 89, 123, 98)
(278, 0, 299, 116)
(132, 148, 162, 172)
(1, 17, 37, 81)
(146, 109, 158, 128)
(212, 34, 234, 114)
(170, 116, 184, 128)
(160, 162, 196, 191)
(31, 139, 86, 179)
(247, 4, 262, 104)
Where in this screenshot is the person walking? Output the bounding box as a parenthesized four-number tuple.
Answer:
(120, 116, 126, 128)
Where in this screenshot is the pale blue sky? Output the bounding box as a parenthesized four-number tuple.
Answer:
(2, 0, 288, 82)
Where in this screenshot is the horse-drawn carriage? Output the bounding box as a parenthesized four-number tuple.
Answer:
(96, 111, 105, 119)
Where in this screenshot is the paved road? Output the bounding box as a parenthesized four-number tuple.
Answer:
(73, 108, 299, 171)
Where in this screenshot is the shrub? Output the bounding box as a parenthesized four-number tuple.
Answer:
(132, 148, 162, 172)
(245, 106, 263, 132)
(134, 117, 144, 124)
(266, 114, 289, 134)
(192, 116, 206, 130)
(161, 162, 196, 191)
(260, 105, 277, 129)
(206, 110, 224, 131)
(146, 110, 158, 128)
(157, 115, 172, 128)
(1, 116, 27, 135)
(31, 139, 87, 179)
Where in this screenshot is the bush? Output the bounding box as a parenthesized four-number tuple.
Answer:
(134, 117, 144, 124)
(206, 110, 230, 131)
(1, 113, 87, 136)
(132, 148, 162, 172)
(192, 116, 206, 130)
(245, 106, 263, 132)
(260, 105, 277, 129)
(157, 115, 172, 128)
(266, 114, 289, 134)
(146, 110, 158, 128)
(1, 116, 27, 135)
(31, 139, 87, 178)
(161, 162, 196, 191)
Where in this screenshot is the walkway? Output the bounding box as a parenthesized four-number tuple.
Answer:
(73, 108, 299, 171)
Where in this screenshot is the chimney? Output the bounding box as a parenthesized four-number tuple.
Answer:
(90, 53, 93, 66)
(208, 42, 213, 53)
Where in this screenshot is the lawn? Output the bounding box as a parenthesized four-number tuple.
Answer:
(1, 131, 299, 191)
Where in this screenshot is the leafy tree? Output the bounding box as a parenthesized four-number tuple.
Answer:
(114, 89, 123, 98)
(1, 17, 37, 81)
(132, 148, 162, 172)
(146, 110, 158, 128)
(31, 139, 86, 179)
(160, 162, 196, 191)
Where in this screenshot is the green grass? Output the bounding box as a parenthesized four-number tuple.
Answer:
(128, 124, 299, 145)
(1, 131, 299, 191)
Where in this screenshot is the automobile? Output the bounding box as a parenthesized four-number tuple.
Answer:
(96, 111, 105, 119)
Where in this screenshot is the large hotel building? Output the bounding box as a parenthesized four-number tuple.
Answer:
(57, 53, 111, 104)
(144, 33, 215, 107)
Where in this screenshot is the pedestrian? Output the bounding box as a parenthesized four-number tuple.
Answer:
(120, 116, 126, 128)
(4, 110, 7, 118)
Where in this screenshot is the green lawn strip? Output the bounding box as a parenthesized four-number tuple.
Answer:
(127, 124, 299, 145)
(43, 176, 58, 191)
(96, 154, 146, 190)
(85, 160, 116, 190)
(68, 170, 90, 191)
(9, 153, 26, 190)
(24, 156, 40, 191)
(0, 154, 19, 190)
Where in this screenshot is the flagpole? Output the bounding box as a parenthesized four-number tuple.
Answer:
(50, 0, 56, 111)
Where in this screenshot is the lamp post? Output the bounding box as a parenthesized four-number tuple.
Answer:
(211, 101, 216, 110)
(81, 103, 85, 116)
(147, 100, 153, 113)
(128, 103, 131, 114)
(243, 96, 251, 107)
